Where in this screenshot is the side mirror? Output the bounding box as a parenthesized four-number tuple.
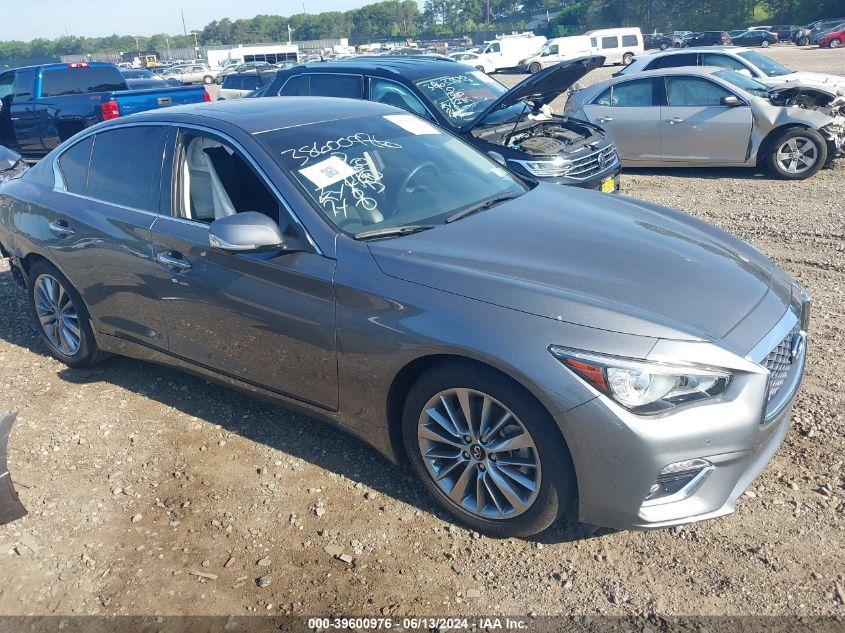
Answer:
(720, 95, 743, 107)
(487, 150, 507, 166)
(208, 211, 285, 252)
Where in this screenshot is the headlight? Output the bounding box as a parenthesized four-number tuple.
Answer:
(549, 346, 732, 414)
(511, 156, 573, 177)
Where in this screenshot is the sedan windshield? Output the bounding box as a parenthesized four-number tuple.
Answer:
(714, 69, 771, 96)
(259, 113, 527, 237)
(738, 50, 791, 77)
(415, 71, 508, 125)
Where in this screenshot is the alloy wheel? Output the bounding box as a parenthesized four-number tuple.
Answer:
(34, 274, 81, 357)
(776, 137, 818, 175)
(417, 388, 541, 520)
(831, 39, 841, 49)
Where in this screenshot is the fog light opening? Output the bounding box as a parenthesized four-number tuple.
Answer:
(643, 458, 714, 506)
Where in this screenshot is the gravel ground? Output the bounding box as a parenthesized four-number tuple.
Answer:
(0, 46, 843, 618)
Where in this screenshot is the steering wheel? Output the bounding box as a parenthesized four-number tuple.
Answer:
(400, 161, 440, 195)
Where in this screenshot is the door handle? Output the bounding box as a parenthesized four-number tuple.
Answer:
(48, 220, 75, 238)
(666, 117, 684, 124)
(156, 251, 192, 271)
(597, 116, 613, 123)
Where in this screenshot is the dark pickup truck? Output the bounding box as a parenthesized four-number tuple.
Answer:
(0, 62, 209, 160)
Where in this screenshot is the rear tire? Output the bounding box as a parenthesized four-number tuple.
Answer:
(797, 36, 809, 46)
(660, 42, 669, 50)
(401, 362, 577, 538)
(622, 52, 634, 65)
(830, 38, 842, 49)
(529, 62, 542, 74)
(27, 260, 105, 368)
(766, 127, 827, 180)
(761, 39, 770, 48)
(203, 75, 214, 84)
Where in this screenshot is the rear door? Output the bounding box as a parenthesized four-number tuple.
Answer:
(582, 77, 661, 163)
(0, 73, 16, 150)
(148, 126, 338, 409)
(660, 75, 753, 164)
(9, 70, 41, 156)
(46, 124, 169, 348)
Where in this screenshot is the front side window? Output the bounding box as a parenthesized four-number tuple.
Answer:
(0, 74, 14, 100)
(309, 74, 363, 98)
(415, 71, 507, 125)
(737, 50, 791, 77)
(701, 53, 751, 74)
(41, 66, 126, 97)
(260, 113, 527, 235)
(545, 45, 559, 56)
(87, 126, 165, 211)
(370, 78, 429, 118)
(712, 69, 768, 97)
(665, 77, 733, 106)
(488, 43, 500, 53)
(601, 36, 619, 49)
(58, 136, 94, 194)
(279, 74, 307, 96)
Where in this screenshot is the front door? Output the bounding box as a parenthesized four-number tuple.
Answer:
(660, 76, 753, 164)
(150, 127, 338, 409)
(9, 70, 41, 157)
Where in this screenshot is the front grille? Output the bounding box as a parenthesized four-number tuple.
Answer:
(761, 323, 801, 402)
(566, 145, 618, 180)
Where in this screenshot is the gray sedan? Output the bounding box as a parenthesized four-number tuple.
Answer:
(0, 98, 809, 537)
(565, 66, 844, 179)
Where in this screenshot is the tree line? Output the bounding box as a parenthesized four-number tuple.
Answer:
(0, 0, 838, 66)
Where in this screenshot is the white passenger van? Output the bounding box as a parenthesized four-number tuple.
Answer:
(518, 35, 594, 73)
(583, 28, 644, 65)
(473, 32, 547, 74)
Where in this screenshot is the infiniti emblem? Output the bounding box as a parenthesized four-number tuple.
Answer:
(470, 445, 484, 461)
(788, 332, 805, 363)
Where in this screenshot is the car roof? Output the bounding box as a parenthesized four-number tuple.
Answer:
(641, 46, 753, 55)
(277, 57, 463, 81)
(8, 61, 118, 72)
(126, 95, 405, 134)
(583, 65, 735, 94)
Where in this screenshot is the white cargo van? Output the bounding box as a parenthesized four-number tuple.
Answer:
(518, 35, 594, 73)
(584, 28, 644, 65)
(472, 32, 547, 74)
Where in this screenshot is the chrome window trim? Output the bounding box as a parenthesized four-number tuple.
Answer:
(276, 71, 364, 98)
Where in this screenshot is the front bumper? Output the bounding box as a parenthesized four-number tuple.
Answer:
(555, 306, 806, 530)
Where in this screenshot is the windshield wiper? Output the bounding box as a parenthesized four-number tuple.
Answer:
(445, 192, 521, 224)
(354, 224, 436, 240)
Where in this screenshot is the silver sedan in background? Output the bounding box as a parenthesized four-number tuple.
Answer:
(565, 66, 845, 179)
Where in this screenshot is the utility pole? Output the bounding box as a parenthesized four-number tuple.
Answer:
(181, 9, 188, 37)
(287, 24, 293, 44)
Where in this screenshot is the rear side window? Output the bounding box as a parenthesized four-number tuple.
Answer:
(597, 79, 654, 107)
(58, 136, 94, 195)
(621, 35, 639, 47)
(13, 70, 34, 100)
(601, 36, 619, 48)
(646, 53, 698, 70)
(41, 66, 126, 97)
(87, 126, 165, 211)
(279, 74, 307, 96)
(308, 74, 363, 98)
(701, 53, 750, 73)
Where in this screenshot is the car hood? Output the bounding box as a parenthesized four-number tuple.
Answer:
(765, 72, 845, 94)
(464, 55, 605, 132)
(368, 185, 778, 341)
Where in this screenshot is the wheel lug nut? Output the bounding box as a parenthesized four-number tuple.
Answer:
(489, 454, 496, 461)
(478, 463, 486, 471)
(463, 451, 470, 459)
(463, 435, 471, 443)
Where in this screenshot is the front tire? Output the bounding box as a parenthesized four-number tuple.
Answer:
(622, 52, 634, 65)
(402, 362, 577, 538)
(797, 36, 809, 46)
(27, 260, 104, 368)
(761, 39, 770, 48)
(829, 38, 842, 49)
(767, 127, 828, 180)
(528, 62, 542, 74)
(203, 75, 214, 84)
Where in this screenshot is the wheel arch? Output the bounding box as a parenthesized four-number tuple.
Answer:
(755, 123, 816, 166)
(384, 353, 575, 469)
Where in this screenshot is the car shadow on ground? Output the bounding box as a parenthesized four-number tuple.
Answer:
(622, 166, 774, 181)
(0, 268, 613, 544)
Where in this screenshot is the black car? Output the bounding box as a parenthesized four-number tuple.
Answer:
(261, 56, 621, 193)
(730, 30, 778, 47)
(770, 25, 800, 40)
(644, 33, 673, 50)
(682, 31, 732, 47)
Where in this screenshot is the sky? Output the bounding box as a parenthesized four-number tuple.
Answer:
(1, 0, 404, 41)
